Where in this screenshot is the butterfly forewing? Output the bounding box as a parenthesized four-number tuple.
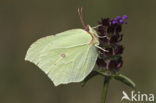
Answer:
(25, 28, 98, 86)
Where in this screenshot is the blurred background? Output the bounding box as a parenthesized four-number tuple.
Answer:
(0, 0, 156, 103)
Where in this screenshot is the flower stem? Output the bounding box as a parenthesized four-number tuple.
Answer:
(101, 76, 111, 103)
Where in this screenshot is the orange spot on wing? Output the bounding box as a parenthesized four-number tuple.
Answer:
(61, 54, 66, 58)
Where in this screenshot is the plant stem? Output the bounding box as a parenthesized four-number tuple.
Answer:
(101, 76, 111, 103)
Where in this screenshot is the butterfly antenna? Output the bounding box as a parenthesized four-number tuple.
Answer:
(78, 7, 88, 31)
(78, 7, 95, 44)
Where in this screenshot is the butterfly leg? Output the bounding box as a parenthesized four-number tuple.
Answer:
(95, 45, 108, 52)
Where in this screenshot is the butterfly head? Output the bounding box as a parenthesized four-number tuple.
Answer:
(86, 25, 99, 45)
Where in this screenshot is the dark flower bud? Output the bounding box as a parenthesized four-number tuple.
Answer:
(114, 45, 124, 55)
(104, 47, 113, 56)
(99, 18, 110, 26)
(116, 57, 123, 69)
(96, 58, 107, 68)
(110, 35, 118, 43)
(110, 34, 123, 43)
(116, 25, 122, 32)
(99, 37, 109, 45)
(107, 25, 115, 34)
(108, 60, 117, 70)
(117, 34, 123, 42)
(108, 57, 123, 70)
(98, 26, 106, 36)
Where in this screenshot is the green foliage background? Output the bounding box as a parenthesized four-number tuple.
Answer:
(0, 0, 156, 103)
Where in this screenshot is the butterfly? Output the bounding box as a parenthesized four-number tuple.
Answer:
(25, 8, 105, 86)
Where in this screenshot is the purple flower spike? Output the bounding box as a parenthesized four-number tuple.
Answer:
(112, 20, 117, 24)
(122, 15, 128, 20)
(119, 19, 124, 24)
(116, 16, 121, 20)
(111, 15, 128, 25)
(97, 15, 128, 71)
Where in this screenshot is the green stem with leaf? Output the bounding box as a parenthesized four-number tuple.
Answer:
(81, 70, 135, 103)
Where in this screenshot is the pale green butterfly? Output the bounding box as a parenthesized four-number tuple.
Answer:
(25, 8, 106, 86)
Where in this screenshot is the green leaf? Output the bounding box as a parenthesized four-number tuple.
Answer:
(81, 71, 99, 87)
(113, 74, 136, 89)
